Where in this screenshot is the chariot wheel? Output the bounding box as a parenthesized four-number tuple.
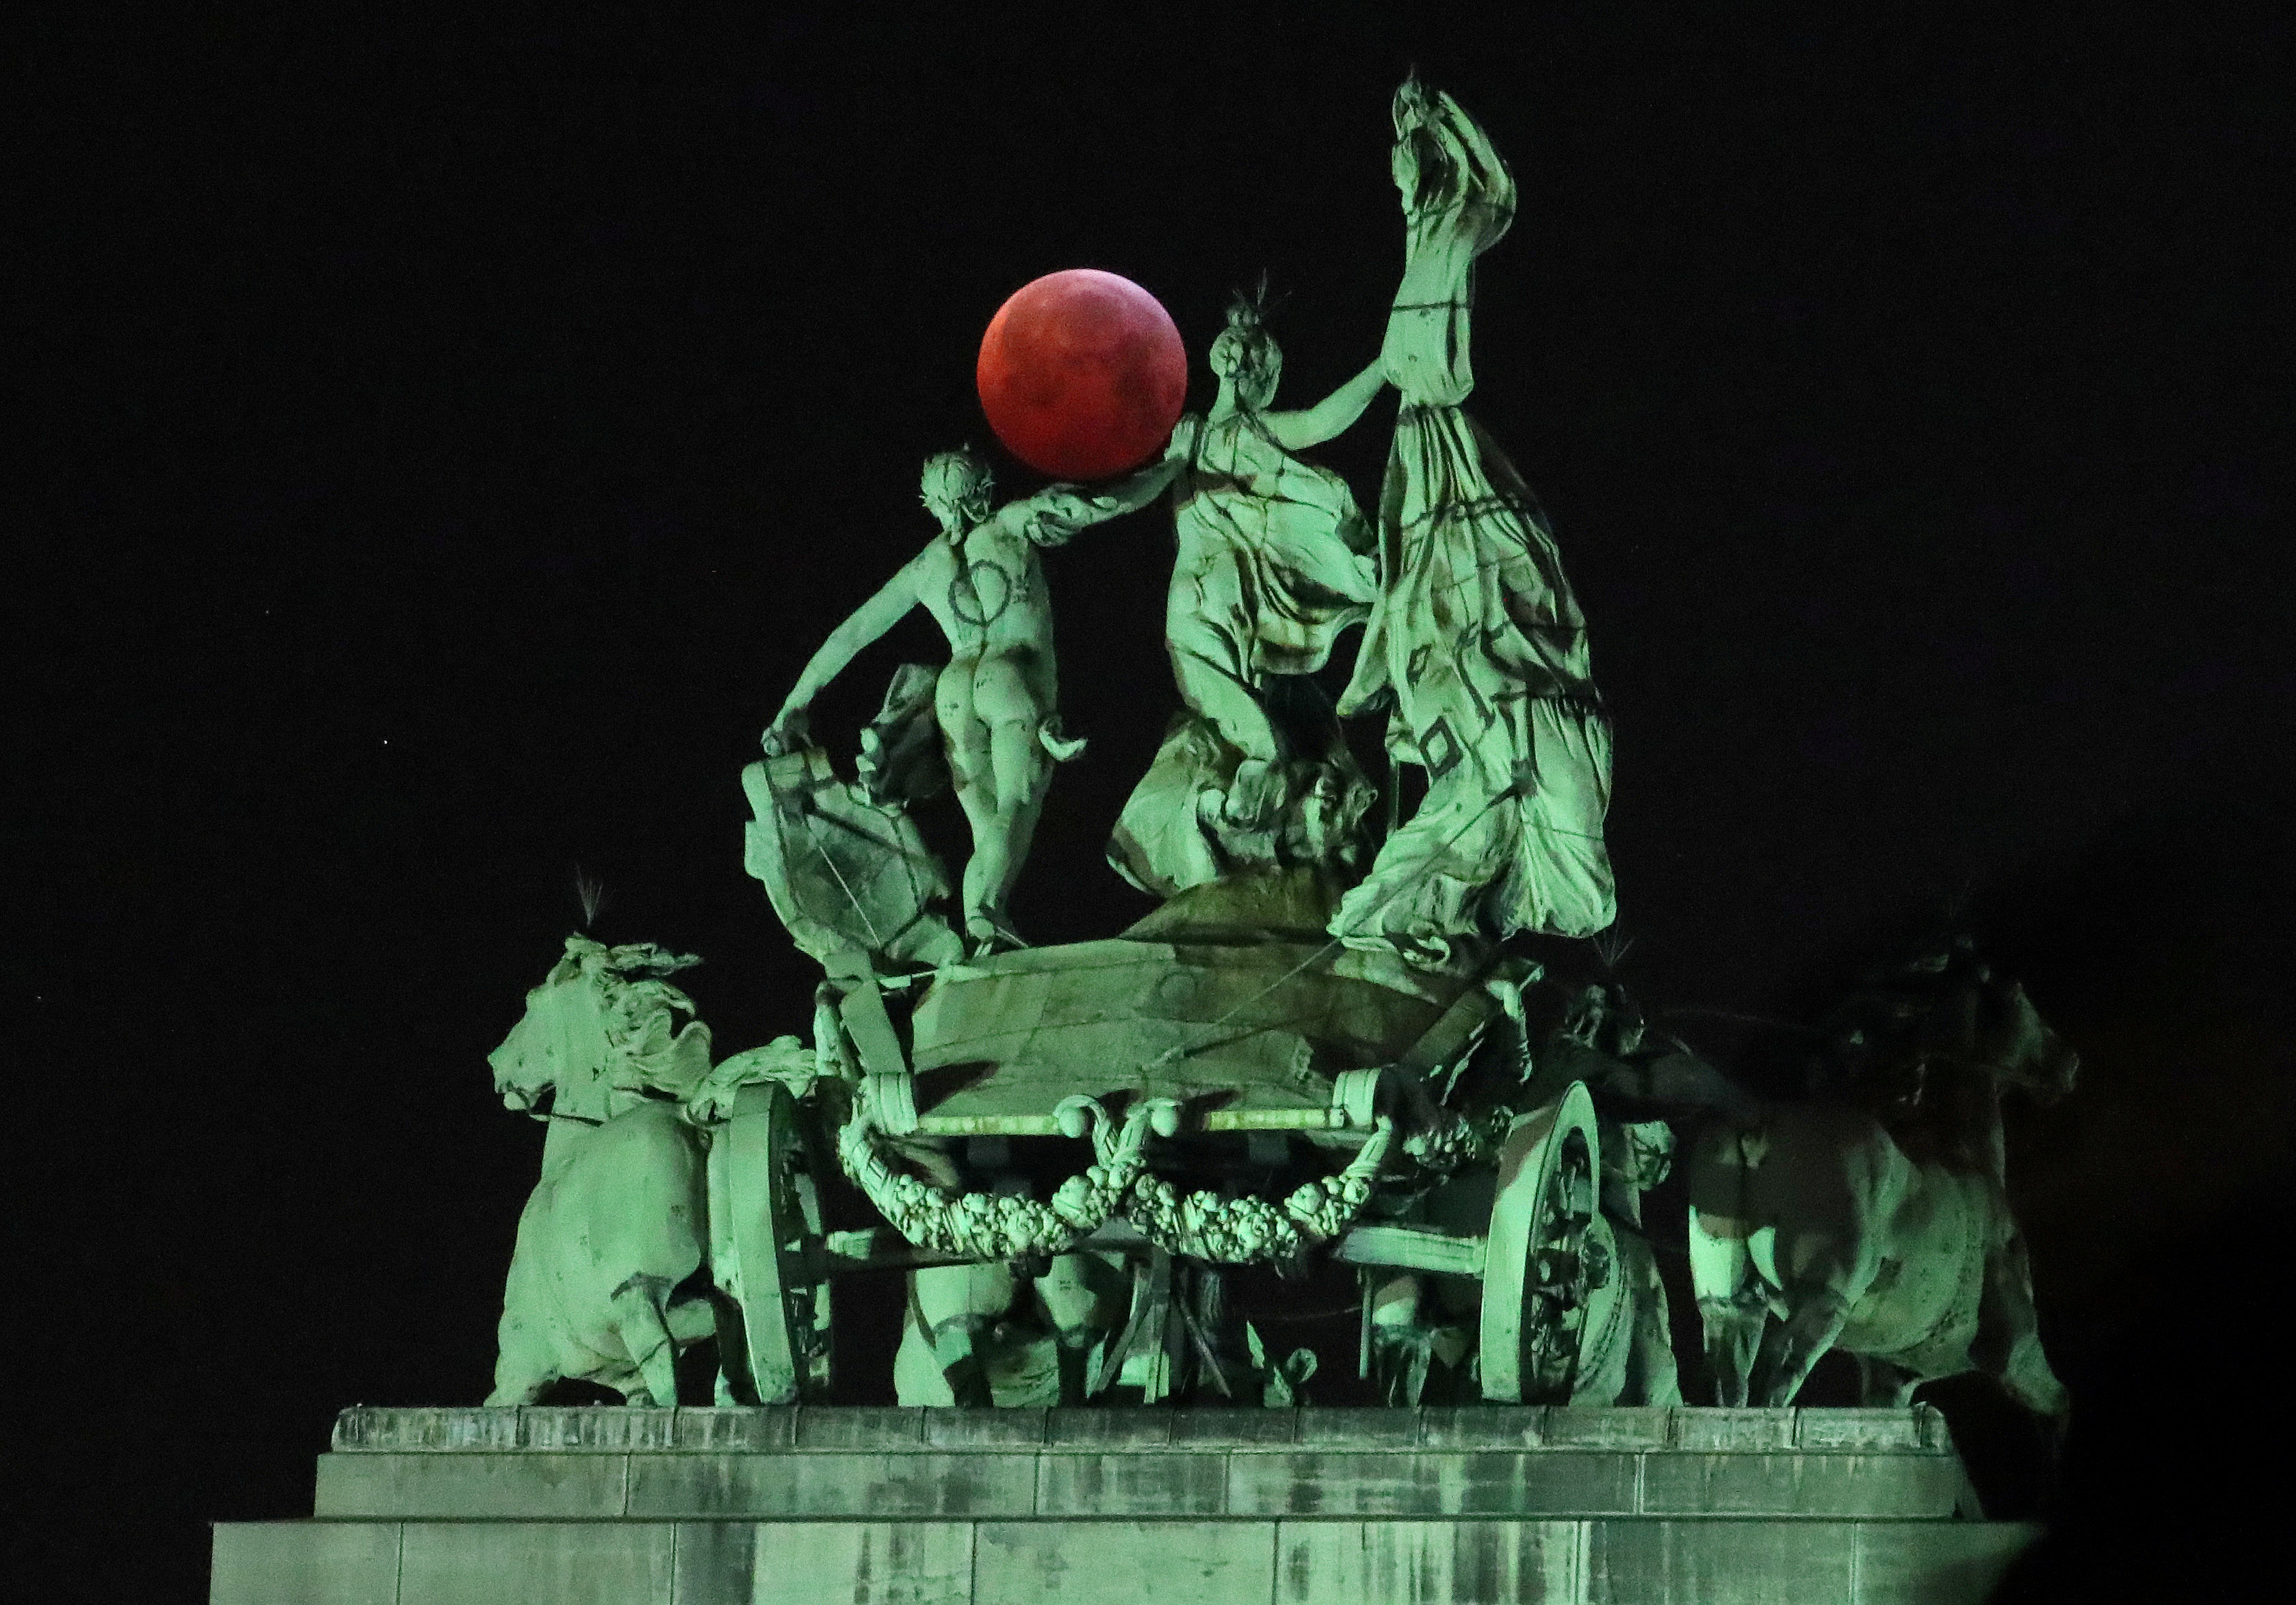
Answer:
(1479, 1081, 1604, 1403)
(1565, 1210, 1629, 1404)
(709, 1080, 833, 1403)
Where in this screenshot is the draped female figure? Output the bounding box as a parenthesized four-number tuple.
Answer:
(1332, 80, 1617, 961)
(1077, 297, 1389, 898)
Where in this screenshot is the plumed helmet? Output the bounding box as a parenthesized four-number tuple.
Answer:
(1208, 280, 1283, 404)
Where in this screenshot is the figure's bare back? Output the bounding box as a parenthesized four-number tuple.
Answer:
(911, 517, 1056, 664)
(927, 522, 1058, 815)
(900, 511, 1066, 943)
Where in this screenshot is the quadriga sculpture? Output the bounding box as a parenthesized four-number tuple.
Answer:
(486, 935, 729, 1407)
(1686, 943, 2077, 1430)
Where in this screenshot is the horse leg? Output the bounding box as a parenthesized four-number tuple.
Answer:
(1974, 1225, 2071, 1439)
(912, 1262, 1016, 1408)
(1700, 1294, 1766, 1407)
(1755, 1279, 1855, 1407)
(1689, 1206, 1764, 1407)
(1034, 1251, 1125, 1405)
(1366, 1272, 1433, 1406)
(486, 1307, 557, 1407)
(609, 1273, 683, 1407)
(892, 1310, 955, 1406)
(1621, 1231, 1684, 1407)
(703, 1285, 744, 1405)
(657, 1290, 718, 1400)
(1852, 1353, 1921, 1407)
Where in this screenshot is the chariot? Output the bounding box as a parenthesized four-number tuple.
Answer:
(706, 746, 1641, 1411)
(484, 70, 2067, 1462)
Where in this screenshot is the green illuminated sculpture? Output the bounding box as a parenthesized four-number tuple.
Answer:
(488, 935, 844, 1407)
(1061, 294, 1389, 896)
(486, 77, 2075, 1453)
(222, 73, 2065, 1605)
(485, 937, 722, 1407)
(1687, 943, 2076, 1428)
(764, 447, 1110, 954)
(893, 1245, 1134, 1408)
(1333, 78, 1617, 963)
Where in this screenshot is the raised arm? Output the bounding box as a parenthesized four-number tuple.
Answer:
(764, 560, 922, 751)
(999, 453, 1186, 547)
(1262, 356, 1387, 452)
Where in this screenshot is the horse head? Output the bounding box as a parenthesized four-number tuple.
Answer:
(488, 1005, 556, 1116)
(1814, 936, 2078, 1117)
(1902, 944, 2079, 1109)
(1557, 979, 1658, 1061)
(490, 937, 612, 1118)
(488, 935, 712, 1125)
(1816, 988, 1935, 1120)
(1977, 977, 2080, 1106)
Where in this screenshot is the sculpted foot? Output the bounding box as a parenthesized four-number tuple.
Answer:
(965, 912, 1026, 958)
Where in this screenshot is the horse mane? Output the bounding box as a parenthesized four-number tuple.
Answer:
(497, 935, 714, 1116)
(573, 937, 712, 1101)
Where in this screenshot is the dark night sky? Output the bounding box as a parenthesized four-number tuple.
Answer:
(16, 4, 2293, 1597)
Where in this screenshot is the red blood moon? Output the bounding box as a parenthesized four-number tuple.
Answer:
(976, 269, 1188, 480)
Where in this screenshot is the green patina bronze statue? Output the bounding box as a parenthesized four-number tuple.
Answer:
(481, 78, 2071, 1458)
(1056, 291, 1389, 897)
(214, 71, 2085, 1605)
(486, 936, 727, 1407)
(1686, 942, 2076, 1430)
(1333, 78, 1617, 963)
(764, 447, 1108, 956)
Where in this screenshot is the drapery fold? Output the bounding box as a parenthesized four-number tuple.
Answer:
(1333, 85, 1616, 958)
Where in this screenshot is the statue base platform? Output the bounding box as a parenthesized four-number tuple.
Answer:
(212, 1406, 2035, 1603)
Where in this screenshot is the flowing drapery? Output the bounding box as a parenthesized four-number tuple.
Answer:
(1333, 86, 1616, 958)
(1109, 412, 1378, 897)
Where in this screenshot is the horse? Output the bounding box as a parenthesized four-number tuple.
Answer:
(1684, 941, 2078, 1428)
(484, 935, 722, 1407)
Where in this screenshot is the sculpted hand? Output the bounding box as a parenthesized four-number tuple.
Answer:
(1391, 77, 1433, 196)
(1022, 486, 1098, 547)
(762, 705, 810, 757)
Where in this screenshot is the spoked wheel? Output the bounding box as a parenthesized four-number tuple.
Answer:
(709, 1080, 833, 1403)
(1479, 1081, 1605, 1403)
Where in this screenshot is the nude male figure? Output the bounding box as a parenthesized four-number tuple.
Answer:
(765, 446, 1097, 954)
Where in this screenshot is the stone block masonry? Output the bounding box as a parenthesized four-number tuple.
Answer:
(213, 1406, 2033, 1604)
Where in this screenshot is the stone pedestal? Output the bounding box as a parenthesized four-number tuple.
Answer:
(212, 1406, 2035, 1603)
